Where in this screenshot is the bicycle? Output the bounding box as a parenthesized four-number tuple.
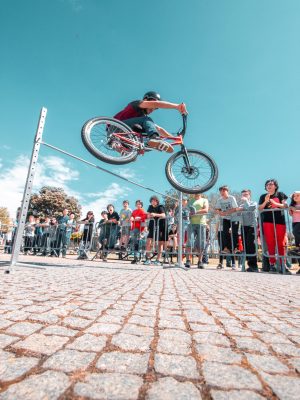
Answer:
(81, 114, 218, 194)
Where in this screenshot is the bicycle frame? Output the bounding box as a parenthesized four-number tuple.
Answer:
(111, 114, 192, 170)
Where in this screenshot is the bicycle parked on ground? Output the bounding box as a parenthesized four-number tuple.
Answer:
(81, 114, 218, 194)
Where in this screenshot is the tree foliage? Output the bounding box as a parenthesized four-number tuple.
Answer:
(0, 207, 11, 230)
(28, 186, 81, 219)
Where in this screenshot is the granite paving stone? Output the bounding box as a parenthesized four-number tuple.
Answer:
(196, 344, 242, 364)
(0, 351, 39, 381)
(155, 354, 199, 379)
(86, 322, 121, 335)
(40, 325, 77, 336)
(74, 373, 143, 400)
(246, 354, 290, 373)
(43, 349, 95, 372)
(146, 377, 202, 400)
(211, 390, 265, 400)
(5, 322, 43, 336)
(111, 333, 152, 352)
(260, 373, 300, 400)
(67, 333, 107, 352)
(193, 332, 231, 347)
(12, 333, 69, 355)
(0, 334, 20, 348)
(203, 362, 262, 390)
(234, 337, 270, 354)
(271, 343, 300, 357)
(0, 370, 70, 400)
(97, 351, 149, 374)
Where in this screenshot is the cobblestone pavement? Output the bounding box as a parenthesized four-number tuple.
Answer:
(0, 255, 299, 399)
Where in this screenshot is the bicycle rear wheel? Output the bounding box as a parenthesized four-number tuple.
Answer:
(81, 117, 139, 165)
(165, 149, 218, 194)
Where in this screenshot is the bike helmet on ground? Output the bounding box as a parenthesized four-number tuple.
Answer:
(143, 91, 161, 101)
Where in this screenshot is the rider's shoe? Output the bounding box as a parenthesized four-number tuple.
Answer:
(147, 139, 174, 153)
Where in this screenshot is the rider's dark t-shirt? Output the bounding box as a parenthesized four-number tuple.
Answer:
(114, 100, 146, 121)
(258, 192, 287, 225)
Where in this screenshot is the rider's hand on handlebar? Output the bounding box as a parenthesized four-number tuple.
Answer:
(177, 103, 188, 115)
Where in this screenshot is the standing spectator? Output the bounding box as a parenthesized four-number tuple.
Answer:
(289, 191, 300, 250)
(39, 217, 51, 256)
(23, 215, 35, 255)
(32, 217, 43, 255)
(97, 211, 109, 255)
(130, 200, 147, 263)
(144, 196, 167, 265)
(49, 217, 58, 256)
(119, 200, 132, 250)
(167, 223, 178, 263)
(185, 193, 209, 269)
(239, 189, 258, 272)
(56, 209, 70, 257)
(63, 212, 76, 258)
(289, 191, 300, 273)
(78, 211, 95, 259)
(215, 185, 240, 269)
(258, 179, 288, 273)
(4, 227, 13, 254)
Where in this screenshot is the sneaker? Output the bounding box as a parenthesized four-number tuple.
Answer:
(231, 264, 236, 270)
(197, 261, 204, 269)
(153, 259, 162, 266)
(246, 266, 259, 272)
(279, 267, 292, 275)
(269, 265, 277, 273)
(143, 259, 151, 265)
(131, 258, 138, 264)
(216, 263, 223, 269)
(147, 138, 174, 153)
(185, 260, 191, 268)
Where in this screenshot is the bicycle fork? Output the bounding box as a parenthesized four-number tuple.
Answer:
(181, 145, 192, 173)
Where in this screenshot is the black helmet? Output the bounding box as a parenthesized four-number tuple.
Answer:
(143, 91, 161, 101)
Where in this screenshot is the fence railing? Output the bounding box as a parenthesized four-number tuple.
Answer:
(2, 209, 299, 272)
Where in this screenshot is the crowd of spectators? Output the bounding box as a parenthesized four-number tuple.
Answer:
(2, 179, 300, 274)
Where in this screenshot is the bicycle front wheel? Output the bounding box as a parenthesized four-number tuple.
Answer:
(81, 117, 139, 165)
(165, 149, 218, 194)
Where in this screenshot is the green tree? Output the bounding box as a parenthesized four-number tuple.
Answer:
(0, 207, 11, 231)
(28, 186, 81, 219)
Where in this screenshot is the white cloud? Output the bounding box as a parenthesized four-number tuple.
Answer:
(114, 167, 141, 181)
(0, 145, 10, 150)
(0, 155, 80, 218)
(63, 0, 83, 12)
(81, 183, 130, 217)
(0, 155, 130, 220)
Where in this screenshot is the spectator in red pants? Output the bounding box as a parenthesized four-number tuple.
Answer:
(258, 179, 288, 273)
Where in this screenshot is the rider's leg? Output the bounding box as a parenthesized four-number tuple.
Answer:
(122, 116, 173, 153)
(122, 116, 159, 137)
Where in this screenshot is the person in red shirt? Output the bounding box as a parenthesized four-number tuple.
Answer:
(130, 200, 147, 264)
(114, 91, 187, 153)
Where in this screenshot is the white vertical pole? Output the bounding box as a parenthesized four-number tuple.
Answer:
(6, 107, 47, 273)
(177, 191, 184, 268)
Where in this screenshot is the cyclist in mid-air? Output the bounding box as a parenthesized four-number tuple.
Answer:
(114, 91, 188, 153)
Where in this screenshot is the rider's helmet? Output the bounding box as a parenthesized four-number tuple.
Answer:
(143, 91, 161, 101)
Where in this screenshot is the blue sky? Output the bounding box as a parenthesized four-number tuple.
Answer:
(1, 0, 299, 218)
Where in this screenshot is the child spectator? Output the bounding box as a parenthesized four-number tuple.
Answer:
(119, 200, 132, 251)
(23, 215, 35, 255)
(130, 200, 147, 263)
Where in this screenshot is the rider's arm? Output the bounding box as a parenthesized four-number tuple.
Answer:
(139, 100, 187, 114)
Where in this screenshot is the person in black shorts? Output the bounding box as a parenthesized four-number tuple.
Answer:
(144, 196, 167, 265)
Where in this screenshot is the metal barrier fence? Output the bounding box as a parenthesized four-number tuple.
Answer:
(3, 208, 299, 273)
